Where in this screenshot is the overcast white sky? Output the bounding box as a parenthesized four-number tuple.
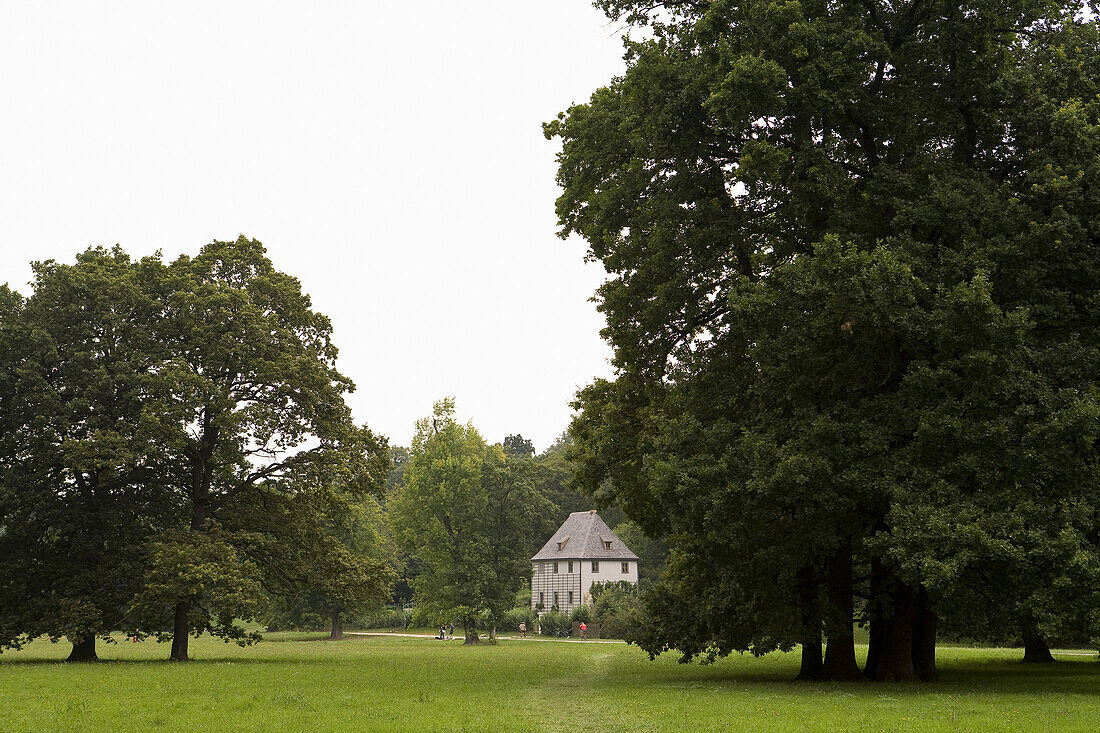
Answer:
(0, 1, 628, 451)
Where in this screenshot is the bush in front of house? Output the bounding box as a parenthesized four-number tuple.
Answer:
(539, 609, 571, 637)
(500, 607, 539, 632)
(569, 604, 592, 624)
(590, 581, 642, 640)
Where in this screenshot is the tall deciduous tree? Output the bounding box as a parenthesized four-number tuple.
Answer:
(551, 0, 1100, 681)
(0, 249, 171, 661)
(0, 239, 390, 662)
(126, 236, 389, 661)
(391, 399, 552, 644)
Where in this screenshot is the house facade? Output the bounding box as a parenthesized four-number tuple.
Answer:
(530, 510, 639, 616)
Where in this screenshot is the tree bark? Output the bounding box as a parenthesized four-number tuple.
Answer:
(871, 578, 917, 682)
(863, 557, 887, 679)
(463, 617, 479, 645)
(795, 565, 823, 680)
(1022, 628, 1056, 664)
(169, 599, 191, 661)
(799, 628, 823, 680)
(170, 487, 208, 662)
(66, 636, 98, 662)
(912, 590, 937, 681)
(820, 544, 862, 681)
(330, 612, 345, 641)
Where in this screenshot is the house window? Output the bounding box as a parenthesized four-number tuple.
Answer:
(568, 561, 573, 573)
(592, 561, 599, 572)
(568, 591, 574, 605)
(603, 540, 612, 550)
(621, 562, 629, 574)
(553, 562, 559, 574)
(538, 592, 544, 606)
(553, 592, 559, 607)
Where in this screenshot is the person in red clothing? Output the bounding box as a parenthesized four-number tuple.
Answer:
(579, 622, 587, 640)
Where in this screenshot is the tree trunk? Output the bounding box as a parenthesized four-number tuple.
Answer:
(912, 590, 937, 681)
(820, 544, 862, 681)
(795, 565, 823, 680)
(871, 579, 917, 682)
(330, 612, 345, 641)
(1022, 628, 1056, 664)
(463, 617, 479, 645)
(799, 628, 823, 680)
(169, 599, 191, 661)
(66, 636, 98, 662)
(863, 557, 887, 679)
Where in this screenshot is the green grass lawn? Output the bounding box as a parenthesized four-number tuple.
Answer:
(0, 633, 1097, 732)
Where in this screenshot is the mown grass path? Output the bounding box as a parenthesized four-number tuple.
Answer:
(0, 634, 1097, 731)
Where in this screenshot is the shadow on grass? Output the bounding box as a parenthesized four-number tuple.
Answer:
(0, 656, 307, 667)
(609, 656, 1100, 699)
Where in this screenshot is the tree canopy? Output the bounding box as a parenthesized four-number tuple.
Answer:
(0, 238, 393, 661)
(0, 249, 170, 660)
(391, 399, 552, 643)
(551, 0, 1100, 681)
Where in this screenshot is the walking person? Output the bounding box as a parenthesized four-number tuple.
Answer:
(519, 621, 527, 639)
(579, 621, 587, 640)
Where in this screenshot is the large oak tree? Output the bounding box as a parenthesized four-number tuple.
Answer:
(0, 249, 171, 661)
(130, 236, 390, 661)
(552, 0, 1100, 681)
(0, 238, 391, 662)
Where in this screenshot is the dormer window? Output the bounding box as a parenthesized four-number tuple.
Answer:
(557, 536, 570, 551)
(603, 540, 612, 550)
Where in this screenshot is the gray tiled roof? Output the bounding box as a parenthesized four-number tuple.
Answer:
(530, 510, 640, 561)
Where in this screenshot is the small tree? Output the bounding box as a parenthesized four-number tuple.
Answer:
(391, 399, 551, 644)
(259, 488, 396, 640)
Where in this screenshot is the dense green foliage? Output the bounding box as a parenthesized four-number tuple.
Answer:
(390, 399, 553, 643)
(591, 581, 644, 640)
(551, 0, 1100, 681)
(0, 239, 393, 661)
(538, 610, 572, 637)
(0, 250, 167, 659)
(499, 607, 539, 632)
(260, 493, 396, 639)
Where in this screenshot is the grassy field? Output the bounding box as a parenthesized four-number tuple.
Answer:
(1, 633, 1097, 732)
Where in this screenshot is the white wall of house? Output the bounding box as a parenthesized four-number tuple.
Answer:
(531, 559, 638, 616)
(582, 559, 638, 604)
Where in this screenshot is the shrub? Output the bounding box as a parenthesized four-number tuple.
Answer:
(360, 607, 411, 630)
(500, 607, 538, 632)
(591, 582, 642, 639)
(589, 580, 635, 602)
(410, 606, 443, 629)
(570, 604, 592, 624)
(539, 609, 571, 637)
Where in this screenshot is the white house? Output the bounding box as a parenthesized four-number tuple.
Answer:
(530, 510, 639, 616)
